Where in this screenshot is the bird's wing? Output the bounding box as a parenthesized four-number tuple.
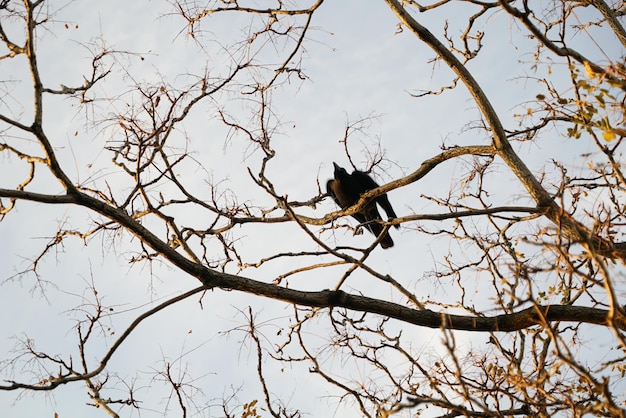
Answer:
(351, 171, 400, 228)
(328, 178, 359, 209)
(329, 177, 374, 232)
(326, 179, 341, 206)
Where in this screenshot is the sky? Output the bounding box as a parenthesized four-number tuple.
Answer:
(0, 0, 624, 417)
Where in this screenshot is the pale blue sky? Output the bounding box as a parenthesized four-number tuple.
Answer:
(0, 1, 623, 417)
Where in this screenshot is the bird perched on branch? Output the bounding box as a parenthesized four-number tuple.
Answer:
(326, 162, 400, 249)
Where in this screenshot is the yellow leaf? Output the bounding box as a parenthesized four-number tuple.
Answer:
(602, 129, 616, 141)
(584, 61, 597, 79)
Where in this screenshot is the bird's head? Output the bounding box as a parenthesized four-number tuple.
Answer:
(332, 162, 348, 179)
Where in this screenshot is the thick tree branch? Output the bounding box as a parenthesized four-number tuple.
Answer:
(2, 188, 621, 337)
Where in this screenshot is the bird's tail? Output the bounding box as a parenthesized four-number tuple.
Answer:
(380, 232, 394, 249)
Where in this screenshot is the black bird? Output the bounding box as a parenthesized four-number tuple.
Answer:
(326, 162, 400, 249)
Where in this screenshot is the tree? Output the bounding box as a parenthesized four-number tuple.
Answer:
(1, 0, 625, 416)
